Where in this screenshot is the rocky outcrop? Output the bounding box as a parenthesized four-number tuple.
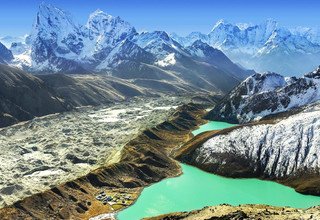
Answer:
(0, 42, 13, 64)
(178, 102, 320, 195)
(146, 204, 320, 220)
(0, 104, 206, 219)
(206, 67, 320, 123)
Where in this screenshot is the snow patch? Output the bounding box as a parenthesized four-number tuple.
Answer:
(155, 53, 176, 67)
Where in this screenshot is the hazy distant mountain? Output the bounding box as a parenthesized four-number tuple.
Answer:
(0, 36, 26, 48)
(171, 19, 320, 76)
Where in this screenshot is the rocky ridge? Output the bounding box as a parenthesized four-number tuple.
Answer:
(178, 101, 320, 196)
(146, 204, 320, 220)
(206, 66, 320, 123)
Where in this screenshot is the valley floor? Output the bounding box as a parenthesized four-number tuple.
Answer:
(0, 96, 187, 208)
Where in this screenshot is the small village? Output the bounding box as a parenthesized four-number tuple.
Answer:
(95, 189, 135, 210)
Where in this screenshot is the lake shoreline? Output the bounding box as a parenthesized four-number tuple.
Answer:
(117, 122, 320, 220)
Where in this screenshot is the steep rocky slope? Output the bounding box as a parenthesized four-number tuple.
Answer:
(0, 42, 13, 64)
(0, 103, 206, 219)
(0, 63, 215, 128)
(178, 102, 320, 195)
(38, 74, 146, 106)
(0, 64, 68, 127)
(147, 204, 320, 220)
(206, 66, 320, 123)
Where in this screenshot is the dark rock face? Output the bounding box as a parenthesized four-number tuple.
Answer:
(0, 64, 69, 127)
(206, 70, 320, 123)
(305, 65, 320, 79)
(0, 42, 14, 64)
(186, 40, 254, 80)
(31, 37, 89, 74)
(38, 73, 145, 106)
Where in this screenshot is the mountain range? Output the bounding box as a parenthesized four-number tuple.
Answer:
(1, 3, 319, 78)
(0, 3, 253, 95)
(171, 19, 320, 76)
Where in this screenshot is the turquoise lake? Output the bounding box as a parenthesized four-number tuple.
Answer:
(191, 120, 237, 136)
(117, 121, 320, 220)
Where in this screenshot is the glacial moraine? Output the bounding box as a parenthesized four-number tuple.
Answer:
(0, 96, 186, 208)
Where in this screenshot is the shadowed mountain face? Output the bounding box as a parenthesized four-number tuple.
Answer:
(0, 65, 150, 127)
(37, 74, 146, 106)
(0, 65, 68, 127)
(0, 43, 13, 64)
(0, 63, 220, 128)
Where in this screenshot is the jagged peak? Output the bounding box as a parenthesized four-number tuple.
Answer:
(254, 71, 283, 78)
(34, 2, 77, 31)
(211, 18, 279, 33)
(305, 65, 320, 79)
(86, 9, 136, 36)
(190, 39, 209, 48)
(236, 22, 252, 30)
(87, 9, 114, 22)
(37, 2, 72, 21)
(139, 31, 171, 41)
(213, 19, 229, 28)
(211, 19, 237, 31)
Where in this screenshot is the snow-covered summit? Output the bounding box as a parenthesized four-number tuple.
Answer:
(171, 19, 320, 75)
(206, 67, 320, 123)
(132, 31, 187, 59)
(86, 9, 136, 47)
(32, 2, 81, 41)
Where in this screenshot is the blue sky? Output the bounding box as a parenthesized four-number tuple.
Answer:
(1, 0, 320, 37)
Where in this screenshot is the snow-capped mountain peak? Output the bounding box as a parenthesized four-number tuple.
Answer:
(172, 19, 320, 75)
(133, 30, 187, 59)
(211, 19, 231, 31)
(206, 66, 320, 123)
(33, 2, 80, 39)
(86, 9, 136, 42)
